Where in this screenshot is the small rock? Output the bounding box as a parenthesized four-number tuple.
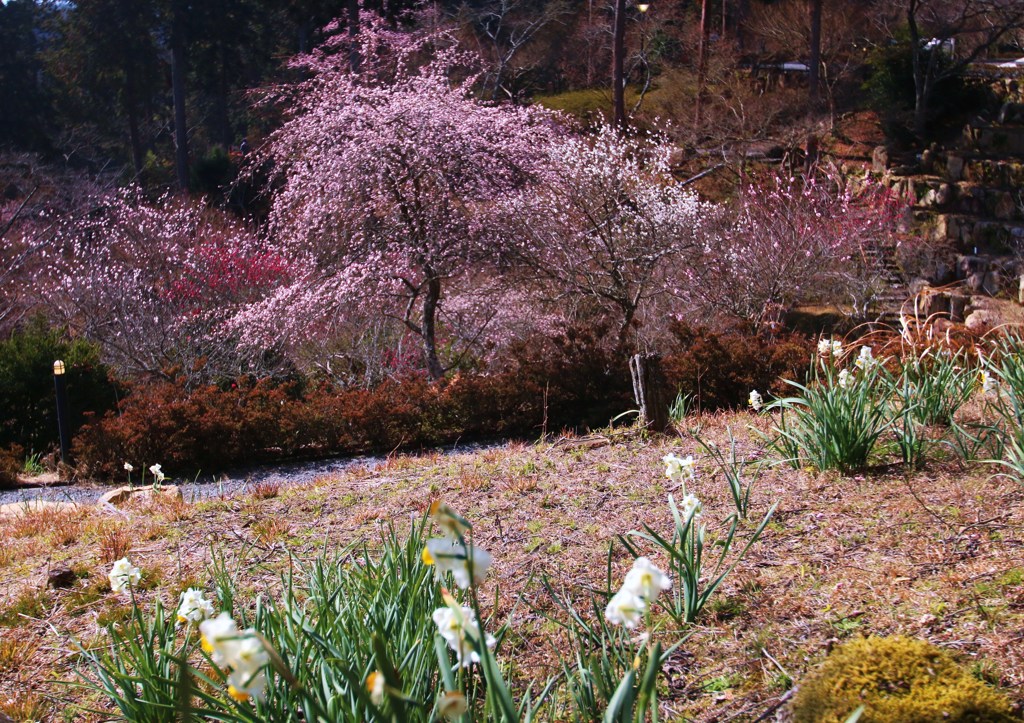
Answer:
(871, 145, 889, 173)
(965, 309, 999, 333)
(966, 272, 987, 293)
(983, 271, 1002, 296)
(946, 154, 964, 182)
(920, 148, 934, 174)
(924, 291, 951, 318)
(931, 318, 955, 335)
(47, 567, 76, 589)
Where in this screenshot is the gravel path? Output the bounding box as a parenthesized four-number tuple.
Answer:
(0, 440, 500, 508)
(0, 453, 383, 507)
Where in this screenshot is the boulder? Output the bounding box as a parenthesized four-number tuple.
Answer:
(0, 500, 79, 518)
(958, 254, 988, 279)
(982, 271, 1002, 296)
(966, 272, 987, 293)
(98, 484, 183, 507)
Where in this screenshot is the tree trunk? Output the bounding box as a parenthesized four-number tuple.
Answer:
(694, 0, 710, 126)
(214, 42, 232, 149)
(171, 0, 189, 192)
(124, 67, 144, 176)
(629, 353, 669, 433)
(421, 275, 445, 381)
(807, 0, 822, 109)
(906, 0, 930, 138)
(348, 0, 361, 72)
(611, 0, 626, 131)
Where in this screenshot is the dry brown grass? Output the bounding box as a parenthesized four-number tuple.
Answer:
(0, 416, 1023, 721)
(97, 523, 133, 563)
(249, 479, 281, 500)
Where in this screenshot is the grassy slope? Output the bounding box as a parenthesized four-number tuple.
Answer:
(1, 413, 1023, 721)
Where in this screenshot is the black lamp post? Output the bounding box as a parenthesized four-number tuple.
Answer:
(612, 0, 650, 131)
(53, 359, 71, 467)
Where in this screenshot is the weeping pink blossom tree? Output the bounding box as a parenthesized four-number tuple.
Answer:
(242, 23, 556, 381)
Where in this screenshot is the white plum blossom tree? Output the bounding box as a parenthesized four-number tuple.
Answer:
(499, 126, 712, 351)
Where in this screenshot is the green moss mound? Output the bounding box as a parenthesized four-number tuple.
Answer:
(791, 636, 1019, 723)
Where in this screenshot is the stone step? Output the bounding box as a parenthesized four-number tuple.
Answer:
(963, 124, 1024, 155)
(949, 155, 1024, 187)
(925, 213, 1024, 251)
(909, 183, 1024, 221)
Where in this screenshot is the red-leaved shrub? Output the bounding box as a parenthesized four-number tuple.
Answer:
(73, 324, 811, 479)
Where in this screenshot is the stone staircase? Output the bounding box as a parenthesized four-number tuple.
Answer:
(872, 73, 1024, 327)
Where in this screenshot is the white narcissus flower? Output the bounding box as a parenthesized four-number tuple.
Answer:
(748, 390, 763, 411)
(422, 537, 492, 589)
(622, 557, 671, 603)
(438, 690, 469, 721)
(838, 369, 852, 389)
(227, 669, 267, 703)
(855, 345, 875, 370)
(108, 557, 141, 595)
(432, 605, 496, 667)
(604, 589, 646, 629)
(199, 612, 241, 668)
(230, 635, 269, 674)
(679, 493, 702, 522)
(662, 453, 695, 483)
(429, 500, 471, 537)
(177, 588, 215, 625)
(149, 463, 165, 483)
(817, 338, 842, 357)
(123, 462, 134, 472)
(981, 370, 997, 394)
(367, 671, 386, 706)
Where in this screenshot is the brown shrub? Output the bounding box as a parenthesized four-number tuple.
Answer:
(0, 444, 22, 489)
(662, 321, 815, 410)
(73, 324, 807, 479)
